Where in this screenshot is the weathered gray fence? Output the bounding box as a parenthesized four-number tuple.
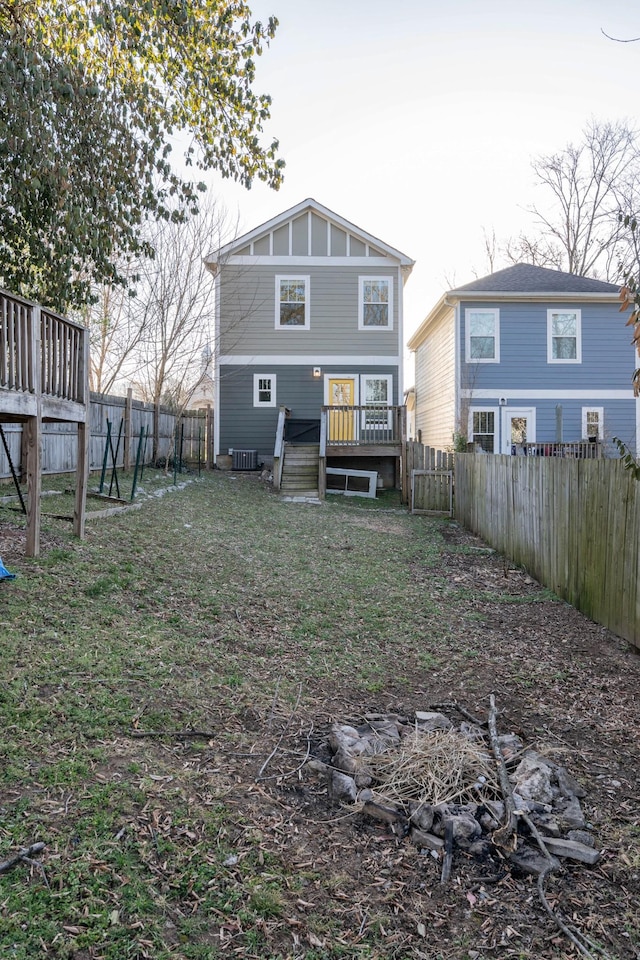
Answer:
(0, 392, 211, 479)
(405, 441, 454, 512)
(455, 454, 640, 650)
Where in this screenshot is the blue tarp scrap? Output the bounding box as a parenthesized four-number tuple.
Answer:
(0, 557, 16, 580)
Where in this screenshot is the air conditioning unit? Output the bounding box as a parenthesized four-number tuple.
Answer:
(232, 449, 258, 470)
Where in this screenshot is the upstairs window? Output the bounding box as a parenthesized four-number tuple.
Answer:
(465, 309, 499, 362)
(359, 277, 393, 329)
(275, 276, 309, 329)
(548, 309, 581, 363)
(253, 374, 276, 407)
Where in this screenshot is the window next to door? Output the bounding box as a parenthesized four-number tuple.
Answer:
(465, 309, 499, 362)
(582, 406, 603, 440)
(469, 407, 497, 452)
(362, 374, 392, 428)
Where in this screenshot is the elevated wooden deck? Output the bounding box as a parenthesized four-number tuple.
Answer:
(0, 289, 89, 554)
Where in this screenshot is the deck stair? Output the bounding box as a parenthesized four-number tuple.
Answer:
(280, 443, 320, 497)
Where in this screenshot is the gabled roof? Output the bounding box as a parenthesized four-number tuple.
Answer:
(408, 263, 621, 352)
(205, 197, 414, 270)
(450, 263, 620, 295)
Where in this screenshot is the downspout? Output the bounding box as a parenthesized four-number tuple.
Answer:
(397, 264, 404, 401)
(448, 297, 460, 443)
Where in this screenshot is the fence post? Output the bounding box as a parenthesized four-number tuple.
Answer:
(123, 387, 133, 471)
(153, 399, 160, 464)
(206, 405, 214, 469)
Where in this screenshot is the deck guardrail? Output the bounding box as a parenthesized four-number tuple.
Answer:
(320, 405, 404, 446)
(1, 289, 87, 410)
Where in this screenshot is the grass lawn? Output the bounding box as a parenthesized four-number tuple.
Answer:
(0, 471, 638, 959)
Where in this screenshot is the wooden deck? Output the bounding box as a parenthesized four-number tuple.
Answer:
(0, 289, 89, 555)
(319, 404, 407, 499)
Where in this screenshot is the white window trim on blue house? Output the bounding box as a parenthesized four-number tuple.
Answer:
(253, 374, 277, 407)
(582, 406, 604, 440)
(465, 309, 500, 363)
(468, 406, 499, 452)
(358, 276, 394, 330)
(547, 309, 582, 363)
(275, 275, 310, 330)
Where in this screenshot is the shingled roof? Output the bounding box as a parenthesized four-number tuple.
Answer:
(450, 263, 620, 295)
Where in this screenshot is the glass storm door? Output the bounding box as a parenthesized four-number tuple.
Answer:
(501, 407, 536, 454)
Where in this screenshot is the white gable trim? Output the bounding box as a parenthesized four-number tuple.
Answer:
(219, 354, 401, 366)
(208, 198, 414, 267)
(225, 256, 395, 268)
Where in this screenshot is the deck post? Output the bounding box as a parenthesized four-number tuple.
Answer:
(400, 405, 408, 503)
(73, 329, 90, 539)
(25, 305, 42, 557)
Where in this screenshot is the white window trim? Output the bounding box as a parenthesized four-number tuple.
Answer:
(547, 309, 582, 364)
(465, 308, 500, 363)
(468, 406, 499, 453)
(582, 406, 604, 440)
(360, 374, 393, 428)
(358, 276, 394, 330)
(275, 275, 310, 330)
(253, 373, 276, 407)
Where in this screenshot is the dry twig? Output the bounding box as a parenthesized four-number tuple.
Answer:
(487, 694, 517, 850)
(0, 842, 46, 879)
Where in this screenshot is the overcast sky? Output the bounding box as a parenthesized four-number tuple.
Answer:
(202, 0, 640, 360)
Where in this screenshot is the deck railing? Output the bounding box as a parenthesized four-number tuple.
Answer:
(0, 289, 87, 409)
(516, 441, 603, 459)
(272, 405, 290, 491)
(320, 405, 404, 446)
(1, 291, 36, 394)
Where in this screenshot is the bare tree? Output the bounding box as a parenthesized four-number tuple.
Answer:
(502, 234, 565, 270)
(523, 119, 640, 278)
(87, 262, 147, 395)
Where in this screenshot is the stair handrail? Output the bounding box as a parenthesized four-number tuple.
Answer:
(272, 405, 289, 491)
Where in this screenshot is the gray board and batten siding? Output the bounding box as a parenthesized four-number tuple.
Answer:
(218, 264, 400, 358)
(232, 211, 393, 259)
(218, 365, 399, 462)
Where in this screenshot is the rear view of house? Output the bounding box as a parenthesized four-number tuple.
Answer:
(206, 199, 414, 495)
(408, 264, 639, 456)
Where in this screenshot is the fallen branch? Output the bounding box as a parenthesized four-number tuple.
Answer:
(487, 694, 517, 850)
(432, 700, 485, 727)
(0, 842, 46, 875)
(518, 811, 607, 960)
(127, 730, 216, 739)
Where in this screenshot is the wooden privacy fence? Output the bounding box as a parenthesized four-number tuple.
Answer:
(455, 454, 640, 650)
(0, 393, 212, 480)
(405, 440, 454, 513)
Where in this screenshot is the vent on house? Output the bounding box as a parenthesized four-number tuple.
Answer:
(232, 449, 258, 470)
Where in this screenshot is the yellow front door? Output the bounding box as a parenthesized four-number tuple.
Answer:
(328, 378, 356, 441)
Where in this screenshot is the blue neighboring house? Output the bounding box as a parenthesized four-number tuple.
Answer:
(408, 264, 639, 456)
